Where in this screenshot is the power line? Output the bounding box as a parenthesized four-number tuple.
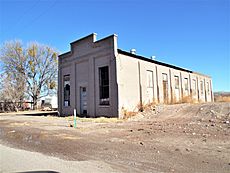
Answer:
(3, 0, 58, 40)
(1, 0, 41, 37)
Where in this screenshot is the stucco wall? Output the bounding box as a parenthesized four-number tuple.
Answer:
(116, 53, 213, 118)
(58, 34, 118, 117)
(58, 33, 213, 118)
(116, 54, 141, 116)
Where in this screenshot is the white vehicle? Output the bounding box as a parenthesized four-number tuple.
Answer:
(41, 96, 58, 110)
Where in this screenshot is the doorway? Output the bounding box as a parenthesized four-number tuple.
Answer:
(162, 73, 168, 104)
(80, 87, 87, 115)
(147, 70, 154, 103)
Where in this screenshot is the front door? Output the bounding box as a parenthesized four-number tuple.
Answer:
(80, 87, 87, 115)
(162, 74, 168, 104)
(147, 70, 154, 103)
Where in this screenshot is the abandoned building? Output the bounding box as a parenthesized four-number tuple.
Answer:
(58, 33, 213, 118)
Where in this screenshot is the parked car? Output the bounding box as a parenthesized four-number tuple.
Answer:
(41, 96, 57, 111)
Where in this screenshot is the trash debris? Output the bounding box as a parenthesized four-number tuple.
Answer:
(209, 119, 215, 123)
(8, 130, 15, 133)
(210, 110, 215, 114)
(224, 120, 229, 124)
(169, 168, 175, 172)
(202, 161, 209, 164)
(185, 148, 190, 152)
(138, 128, 144, 131)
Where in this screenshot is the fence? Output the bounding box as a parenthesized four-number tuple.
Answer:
(0, 101, 34, 113)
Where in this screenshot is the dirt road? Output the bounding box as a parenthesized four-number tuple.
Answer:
(0, 102, 230, 173)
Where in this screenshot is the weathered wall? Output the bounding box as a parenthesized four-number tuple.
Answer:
(116, 54, 141, 116)
(116, 53, 213, 118)
(58, 33, 213, 118)
(58, 34, 118, 117)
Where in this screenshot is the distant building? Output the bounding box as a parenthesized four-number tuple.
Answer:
(41, 95, 58, 110)
(58, 33, 213, 118)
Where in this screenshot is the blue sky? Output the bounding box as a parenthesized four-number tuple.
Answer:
(0, 0, 229, 92)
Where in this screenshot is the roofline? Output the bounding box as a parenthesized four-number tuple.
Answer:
(192, 72, 211, 78)
(70, 33, 97, 45)
(58, 34, 210, 78)
(59, 33, 97, 58)
(59, 33, 117, 58)
(117, 49, 193, 73)
(59, 51, 71, 57)
(94, 34, 117, 43)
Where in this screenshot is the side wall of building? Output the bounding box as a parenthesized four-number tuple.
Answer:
(116, 53, 213, 118)
(58, 34, 118, 117)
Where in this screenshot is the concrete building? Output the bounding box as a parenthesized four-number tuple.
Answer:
(58, 33, 213, 118)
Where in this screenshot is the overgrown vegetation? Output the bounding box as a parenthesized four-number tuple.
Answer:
(0, 41, 58, 111)
(214, 92, 230, 102)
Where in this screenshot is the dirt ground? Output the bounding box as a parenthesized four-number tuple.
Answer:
(0, 102, 230, 173)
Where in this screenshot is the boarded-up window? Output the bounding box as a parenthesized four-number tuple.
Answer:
(99, 66, 109, 105)
(64, 75, 70, 107)
(147, 70, 153, 88)
(184, 78, 188, 90)
(162, 73, 168, 103)
(192, 79, 196, 94)
(200, 81, 203, 95)
(174, 76, 179, 89)
(207, 82, 210, 94)
(163, 73, 168, 82)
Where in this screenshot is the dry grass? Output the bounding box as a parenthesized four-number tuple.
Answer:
(0, 110, 57, 116)
(122, 101, 158, 119)
(170, 94, 197, 104)
(66, 116, 122, 123)
(136, 102, 144, 112)
(142, 101, 157, 110)
(181, 95, 195, 103)
(170, 94, 179, 104)
(123, 111, 137, 119)
(214, 96, 230, 102)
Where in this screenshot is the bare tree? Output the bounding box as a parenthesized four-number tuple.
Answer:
(0, 41, 58, 109)
(0, 41, 26, 103)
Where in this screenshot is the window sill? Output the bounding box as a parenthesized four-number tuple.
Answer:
(99, 105, 110, 108)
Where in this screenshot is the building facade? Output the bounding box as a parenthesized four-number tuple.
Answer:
(58, 33, 213, 118)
